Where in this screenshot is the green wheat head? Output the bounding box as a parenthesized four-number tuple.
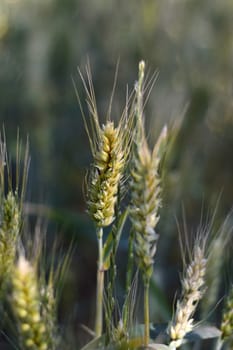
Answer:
(0, 191, 20, 297)
(130, 126, 167, 280)
(0, 132, 29, 301)
(221, 286, 233, 343)
(87, 121, 126, 227)
(76, 63, 133, 229)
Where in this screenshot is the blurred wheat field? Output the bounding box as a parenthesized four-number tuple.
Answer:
(0, 0, 233, 349)
(0, 61, 232, 349)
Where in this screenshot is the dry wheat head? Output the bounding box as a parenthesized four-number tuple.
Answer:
(169, 245, 207, 346)
(130, 61, 167, 280)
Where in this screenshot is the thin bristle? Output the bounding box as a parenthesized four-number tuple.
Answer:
(107, 59, 120, 121)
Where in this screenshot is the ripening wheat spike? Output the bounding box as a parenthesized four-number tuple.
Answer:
(169, 243, 207, 349)
(12, 256, 48, 350)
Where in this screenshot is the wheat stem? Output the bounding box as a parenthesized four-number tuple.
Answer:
(95, 227, 104, 337)
(125, 228, 134, 296)
(105, 201, 122, 343)
(144, 279, 150, 346)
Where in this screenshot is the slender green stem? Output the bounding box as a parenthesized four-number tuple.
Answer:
(123, 228, 134, 328)
(105, 225, 117, 344)
(95, 227, 104, 337)
(126, 228, 134, 294)
(144, 279, 150, 346)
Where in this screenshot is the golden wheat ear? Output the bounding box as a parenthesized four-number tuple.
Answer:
(75, 62, 134, 228)
(11, 251, 66, 350)
(11, 255, 48, 350)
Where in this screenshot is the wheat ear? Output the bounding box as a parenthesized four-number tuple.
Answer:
(200, 236, 222, 319)
(87, 121, 125, 228)
(220, 286, 233, 343)
(12, 256, 48, 350)
(201, 213, 232, 321)
(169, 244, 207, 349)
(0, 192, 20, 298)
(130, 61, 167, 346)
(40, 278, 57, 350)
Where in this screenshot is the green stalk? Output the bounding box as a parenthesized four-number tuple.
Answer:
(123, 228, 134, 329)
(105, 227, 117, 344)
(95, 227, 104, 337)
(125, 228, 134, 295)
(105, 209, 119, 343)
(144, 278, 150, 346)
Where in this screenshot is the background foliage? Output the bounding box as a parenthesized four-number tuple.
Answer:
(0, 0, 232, 347)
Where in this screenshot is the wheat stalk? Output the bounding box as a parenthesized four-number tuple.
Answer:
(129, 61, 167, 346)
(76, 62, 133, 337)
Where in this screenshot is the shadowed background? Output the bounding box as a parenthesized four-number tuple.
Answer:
(0, 0, 233, 347)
